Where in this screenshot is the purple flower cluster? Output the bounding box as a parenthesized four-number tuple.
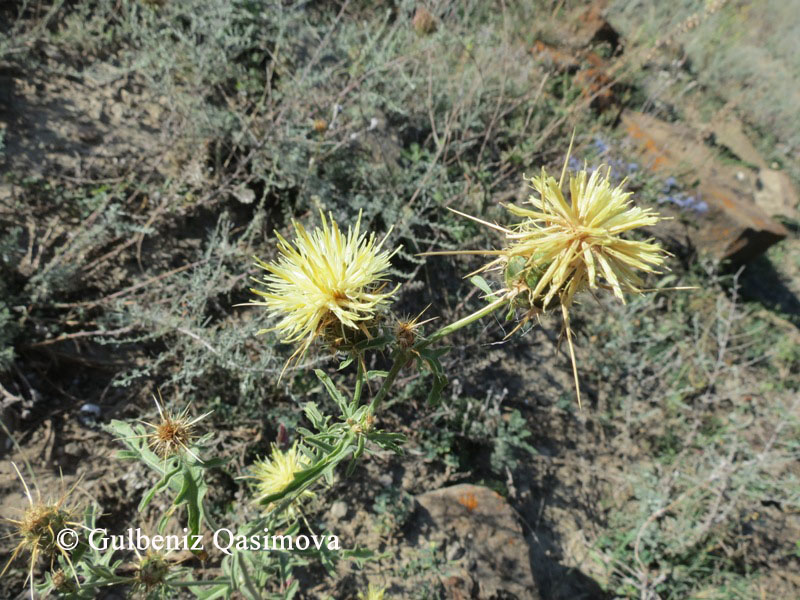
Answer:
(658, 178, 708, 213)
(560, 138, 706, 213)
(593, 137, 610, 154)
(563, 138, 641, 184)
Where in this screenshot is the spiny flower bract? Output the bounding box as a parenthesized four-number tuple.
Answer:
(2, 464, 84, 600)
(247, 210, 400, 374)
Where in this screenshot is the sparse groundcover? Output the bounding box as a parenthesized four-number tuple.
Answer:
(1, 1, 799, 599)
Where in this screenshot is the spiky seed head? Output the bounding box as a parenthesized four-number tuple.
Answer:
(246, 210, 400, 374)
(18, 503, 71, 556)
(135, 552, 170, 591)
(143, 393, 211, 463)
(251, 441, 313, 512)
(2, 464, 84, 599)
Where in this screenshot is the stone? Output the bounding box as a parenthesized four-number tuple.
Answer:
(622, 110, 789, 263)
(232, 186, 256, 204)
(412, 483, 540, 599)
(754, 168, 799, 220)
(329, 500, 348, 521)
(570, 2, 618, 50)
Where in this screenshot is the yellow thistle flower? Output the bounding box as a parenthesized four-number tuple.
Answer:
(426, 139, 669, 407)
(358, 584, 387, 600)
(246, 210, 400, 376)
(251, 442, 313, 511)
(501, 163, 665, 310)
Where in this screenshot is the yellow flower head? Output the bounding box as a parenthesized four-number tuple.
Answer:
(251, 441, 313, 510)
(502, 163, 666, 310)
(426, 139, 669, 408)
(358, 584, 387, 600)
(247, 210, 400, 374)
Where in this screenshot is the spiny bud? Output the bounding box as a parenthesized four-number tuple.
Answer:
(135, 552, 170, 591)
(394, 307, 436, 351)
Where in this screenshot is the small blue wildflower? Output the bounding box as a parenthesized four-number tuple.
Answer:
(593, 137, 609, 154)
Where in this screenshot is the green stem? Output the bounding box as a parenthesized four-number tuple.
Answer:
(352, 355, 365, 407)
(367, 349, 408, 415)
(368, 296, 507, 415)
(236, 551, 261, 600)
(417, 295, 507, 349)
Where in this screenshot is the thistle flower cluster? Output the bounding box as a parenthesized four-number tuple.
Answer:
(63, 139, 671, 600)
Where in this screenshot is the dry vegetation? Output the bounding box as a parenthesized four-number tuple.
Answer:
(1, 1, 798, 599)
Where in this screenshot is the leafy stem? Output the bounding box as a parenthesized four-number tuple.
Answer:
(353, 355, 365, 407)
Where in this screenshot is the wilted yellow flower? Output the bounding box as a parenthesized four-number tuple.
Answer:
(251, 442, 313, 511)
(246, 211, 400, 376)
